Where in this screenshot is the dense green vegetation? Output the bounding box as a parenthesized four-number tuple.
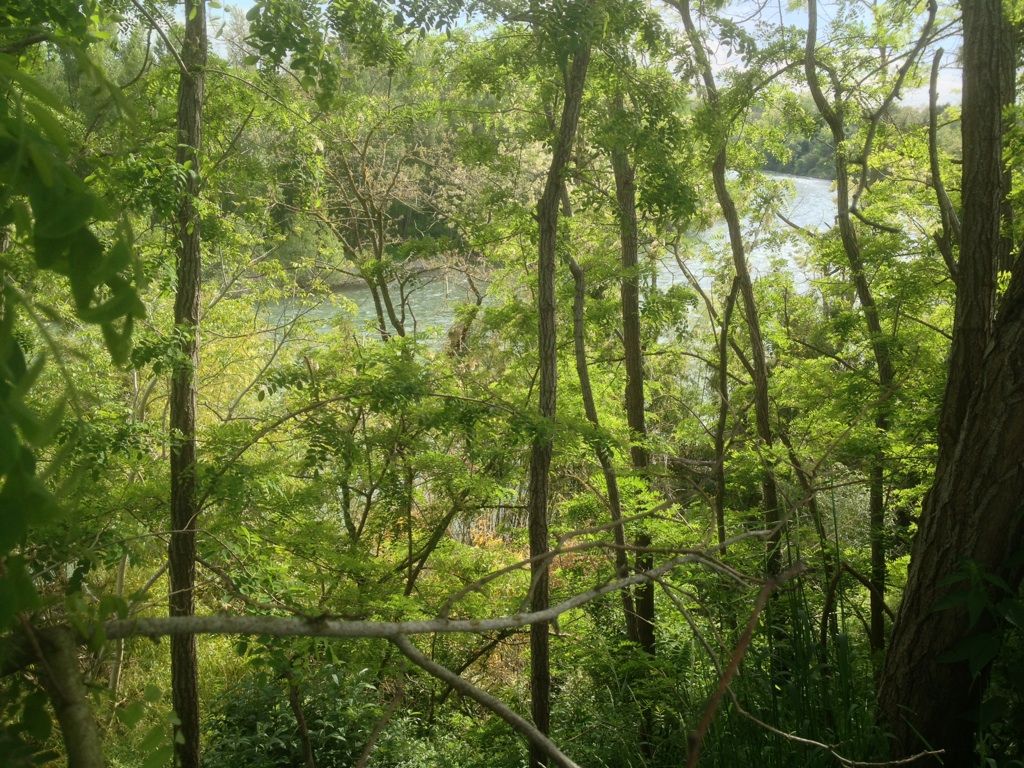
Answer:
(1, 1, 1023, 767)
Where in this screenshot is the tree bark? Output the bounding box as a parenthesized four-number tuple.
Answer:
(804, 0, 900, 653)
(936, 0, 1013, 466)
(36, 628, 105, 768)
(928, 50, 960, 281)
(612, 128, 656, 655)
(527, 43, 591, 768)
(613, 144, 648, 473)
(169, 2, 206, 766)
(878, 271, 1024, 762)
(879, 1, 1023, 761)
(677, 0, 782, 576)
(567, 251, 639, 643)
(713, 280, 740, 554)
(284, 671, 318, 768)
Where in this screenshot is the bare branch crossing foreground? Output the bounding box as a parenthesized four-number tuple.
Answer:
(5, 531, 773, 768)
(103, 538, 764, 642)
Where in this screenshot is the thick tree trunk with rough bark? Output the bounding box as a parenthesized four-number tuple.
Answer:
(36, 628, 105, 768)
(936, 0, 1012, 466)
(878, 271, 1024, 762)
(527, 44, 590, 768)
(169, 2, 206, 766)
(879, 1, 1022, 761)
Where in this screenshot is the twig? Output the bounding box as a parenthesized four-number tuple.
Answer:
(685, 563, 807, 768)
(730, 697, 943, 767)
(391, 635, 581, 768)
(128, 0, 187, 75)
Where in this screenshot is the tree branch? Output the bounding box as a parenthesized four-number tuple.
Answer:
(392, 635, 582, 768)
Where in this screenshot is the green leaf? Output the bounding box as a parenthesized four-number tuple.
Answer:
(31, 187, 95, 242)
(21, 692, 52, 741)
(90, 237, 133, 285)
(26, 142, 56, 187)
(79, 290, 146, 325)
(939, 632, 1002, 678)
(0, 420, 18, 476)
(0, 56, 65, 111)
(0, 556, 40, 629)
(24, 101, 69, 148)
(117, 701, 146, 728)
(997, 598, 1024, 629)
(139, 723, 167, 753)
(143, 746, 175, 768)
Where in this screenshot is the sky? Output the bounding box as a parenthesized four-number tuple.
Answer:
(207, 0, 963, 106)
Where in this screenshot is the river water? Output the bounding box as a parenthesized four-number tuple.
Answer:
(322, 174, 835, 334)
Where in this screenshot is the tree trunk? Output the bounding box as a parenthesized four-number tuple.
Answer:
(804, 0, 896, 653)
(169, 3, 206, 766)
(713, 280, 739, 554)
(879, 1, 1022, 761)
(285, 671, 318, 768)
(878, 273, 1024, 762)
(612, 137, 657, 655)
(613, 145, 649, 473)
(568, 249, 639, 643)
(527, 43, 591, 768)
(936, 0, 1012, 466)
(36, 628, 105, 768)
(677, 0, 782, 575)
(365, 276, 390, 342)
(710, 149, 782, 575)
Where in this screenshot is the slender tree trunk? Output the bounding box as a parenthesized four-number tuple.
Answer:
(677, 0, 781, 575)
(527, 44, 591, 768)
(713, 280, 739, 554)
(36, 628, 105, 768)
(611, 129, 656, 656)
(613, 146, 649, 473)
(879, 2, 1022, 761)
(108, 553, 129, 701)
(377, 275, 406, 337)
(285, 671, 318, 768)
(561, 181, 637, 639)
(928, 50, 960, 280)
(169, 3, 206, 766)
(365, 276, 390, 342)
(567, 255, 640, 642)
(710, 150, 782, 574)
(804, 0, 895, 654)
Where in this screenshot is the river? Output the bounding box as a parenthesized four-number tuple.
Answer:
(315, 174, 834, 334)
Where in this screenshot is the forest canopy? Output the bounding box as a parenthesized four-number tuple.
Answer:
(1, 1, 1023, 767)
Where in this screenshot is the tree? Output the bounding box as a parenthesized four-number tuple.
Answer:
(0, 0, 145, 632)
(10, 2, 1024, 766)
(674, 0, 783, 579)
(804, 0, 937, 654)
(879, 0, 1024, 761)
(528, 15, 592, 764)
(168, 1, 207, 765)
